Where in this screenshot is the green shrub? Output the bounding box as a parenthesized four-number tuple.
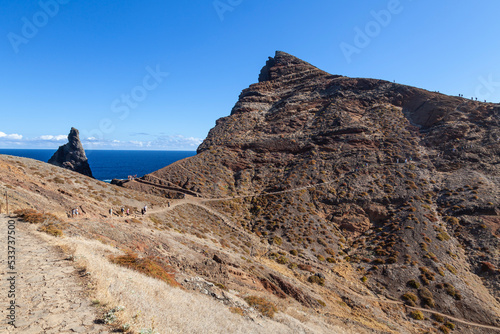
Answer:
(244, 296, 277, 318)
(432, 314, 444, 323)
(52, 176, 65, 184)
(272, 236, 283, 246)
(444, 321, 455, 330)
(214, 283, 227, 290)
(325, 248, 335, 256)
(419, 288, 435, 308)
(402, 292, 418, 306)
(438, 324, 450, 334)
(445, 264, 457, 274)
(407, 279, 420, 289)
(316, 254, 325, 261)
(308, 275, 325, 286)
(276, 256, 288, 264)
(444, 283, 462, 300)
(386, 257, 397, 264)
(410, 310, 424, 320)
(437, 232, 451, 241)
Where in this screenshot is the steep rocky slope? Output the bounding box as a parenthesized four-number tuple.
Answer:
(139, 51, 500, 331)
(2, 51, 499, 333)
(0, 155, 415, 333)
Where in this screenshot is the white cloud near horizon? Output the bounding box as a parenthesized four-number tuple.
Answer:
(0, 132, 203, 150)
(0, 131, 23, 140)
(81, 134, 203, 150)
(39, 135, 67, 141)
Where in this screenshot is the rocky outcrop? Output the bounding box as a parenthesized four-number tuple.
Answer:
(136, 51, 500, 327)
(150, 51, 500, 198)
(48, 128, 93, 178)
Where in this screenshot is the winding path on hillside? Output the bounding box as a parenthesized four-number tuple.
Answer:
(0, 215, 111, 334)
(136, 181, 500, 332)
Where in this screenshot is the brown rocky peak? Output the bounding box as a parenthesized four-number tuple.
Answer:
(110, 51, 500, 329)
(258, 51, 329, 82)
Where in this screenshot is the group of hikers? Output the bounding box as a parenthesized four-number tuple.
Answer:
(70, 207, 80, 217)
(108, 205, 148, 217)
(72, 201, 173, 219)
(457, 94, 487, 102)
(395, 157, 413, 164)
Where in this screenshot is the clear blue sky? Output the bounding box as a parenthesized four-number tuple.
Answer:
(1, 0, 499, 150)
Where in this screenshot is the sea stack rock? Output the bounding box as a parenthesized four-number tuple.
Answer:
(48, 127, 93, 178)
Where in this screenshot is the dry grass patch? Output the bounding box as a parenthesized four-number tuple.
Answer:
(39, 223, 64, 237)
(410, 310, 424, 320)
(244, 295, 278, 318)
(14, 208, 59, 224)
(15, 208, 65, 237)
(109, 252, 180, 288)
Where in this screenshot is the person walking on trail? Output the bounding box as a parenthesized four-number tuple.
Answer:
(144, 205, 147, 213)
(75, 208, 79, 216)
(168, 202, 170, 208)
(109, 208, 113, 216)
(121, 207, 124, 215)
(126, 208, 130, 216)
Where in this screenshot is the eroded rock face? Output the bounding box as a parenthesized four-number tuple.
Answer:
(48, 128, 93, 178)
(150, 51, 500, 199)
(140, 51, 500, 325)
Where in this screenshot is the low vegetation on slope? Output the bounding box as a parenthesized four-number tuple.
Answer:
(109, 252, 181, 288)
(2, 51, 500, 333)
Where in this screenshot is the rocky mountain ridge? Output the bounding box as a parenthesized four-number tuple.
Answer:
(132, 51, 500, 331)
(1, 51, 499, 333)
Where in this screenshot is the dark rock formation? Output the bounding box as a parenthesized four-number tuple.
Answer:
(48, 128, 93, 178)
(269, 273, 320, 308)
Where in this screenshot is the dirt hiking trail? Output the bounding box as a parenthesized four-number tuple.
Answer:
(0, 215, 110, 334)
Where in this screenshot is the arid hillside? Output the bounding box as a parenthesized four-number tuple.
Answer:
(124, 51, 500, 333)
(1, 51, 499, 334)
(0, 155, 409, 333)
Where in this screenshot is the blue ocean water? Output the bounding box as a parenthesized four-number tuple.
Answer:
(0, 149, 196, 182)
